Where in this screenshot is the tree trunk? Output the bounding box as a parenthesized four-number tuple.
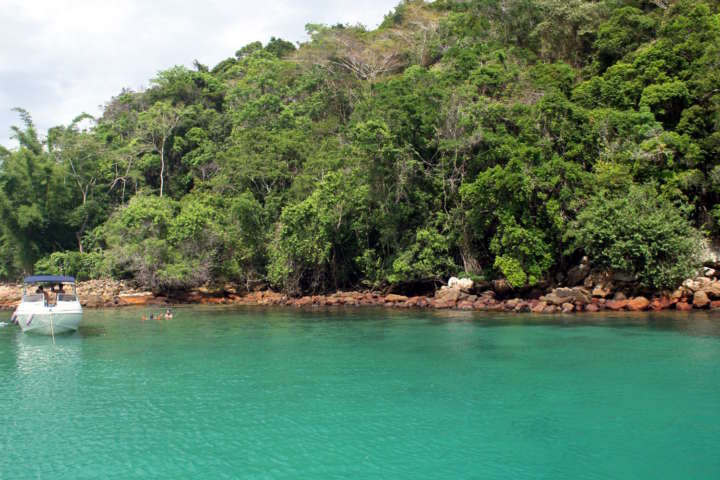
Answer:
(160, 141, 165, 198)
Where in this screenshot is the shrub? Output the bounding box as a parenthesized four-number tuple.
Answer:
(387, 228, 458, 285)
(569, 184, 702, 289)
(34, 251, 107, 281)
(490, 214, 553, 288)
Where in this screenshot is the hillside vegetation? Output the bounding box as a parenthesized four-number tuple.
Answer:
(1, 0, 718, 294)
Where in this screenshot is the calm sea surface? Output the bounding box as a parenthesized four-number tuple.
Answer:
(1, 307, 719, 479)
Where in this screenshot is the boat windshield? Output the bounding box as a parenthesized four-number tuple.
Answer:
(21, 282, 78, 305)
(22, 293, 45, 303)
(57, 293, 78, 302)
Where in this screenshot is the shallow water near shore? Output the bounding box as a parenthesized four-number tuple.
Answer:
(1, 307, 719, 479)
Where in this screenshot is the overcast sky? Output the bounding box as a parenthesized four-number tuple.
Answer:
(0, 0, 399, 148)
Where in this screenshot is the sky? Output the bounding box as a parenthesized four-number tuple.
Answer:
(0, 0, 400, 148)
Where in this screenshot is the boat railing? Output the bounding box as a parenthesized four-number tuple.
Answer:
(57, 293, 78, 302)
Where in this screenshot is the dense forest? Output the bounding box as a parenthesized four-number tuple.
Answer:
(0, 0, 718, 295)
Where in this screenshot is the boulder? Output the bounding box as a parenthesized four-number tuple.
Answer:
(676, 302, 692, 312)
(627, 297, 650, 312)
(457, 301, 475, 310)
(448, 277, 474, 292)
(295, 296, 313, 307)
(683, 277, 712, 293)
(405, 297, 422, 308)
(711, 301, 720, 310)
(541, 287, 592, 306)
(561, 303, 575, 313)
(693, 291, 710, 309)
(514, 302, 531, 313)
(430, 299, 455, 309)
(606, 299, 628, 311)
(613, 291, 627, 301)
(701, 281, 720, 299)
(385, 294, 409, 303)
(505, 298, 521, 309)
(586, 304, 600, 313)
(649, 297, 673, 311)
(435, 287, 462, 303)
(531, 302, 547, 314)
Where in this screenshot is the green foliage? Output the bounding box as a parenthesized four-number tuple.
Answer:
(1, 0, 719, 296)
(34, 251, 106, 281)
(594, 6, 656, 71)
(268, 173, 369, 294)
(569, 185, 702, 290)
(387, 228, 458, 284)
(490, 215, 553, 288)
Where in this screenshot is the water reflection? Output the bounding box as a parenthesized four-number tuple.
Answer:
(13, 330, 84, 374)
(418, 310, 720, 338)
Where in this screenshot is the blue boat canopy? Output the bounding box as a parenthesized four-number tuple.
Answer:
(23, 275, 76, 284)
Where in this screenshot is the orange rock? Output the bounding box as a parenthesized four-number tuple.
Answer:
(676, 302, 692, 311)
(514, 302, 531, 313)
(404, 297, 422, 307)
(650, 297, 672, 311)
(711, 301, 720, 309)
(606, 299, 628, 311)
(693, 291, 710, 309)
(457, 301, 475, 310)
(431, 299, 455, 309)
(385, 294, 409, 303)
(472, 300, 487, 310)
(117, 292, 155, 306)
(295, 296, 313, 307)
(561, 303, 575, 313)
(627, 297, 650, 312)
(586, 304, 600, 313)
(531, 302, 547, 314)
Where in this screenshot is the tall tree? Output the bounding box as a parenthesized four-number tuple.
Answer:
(138, 101, 184, 198)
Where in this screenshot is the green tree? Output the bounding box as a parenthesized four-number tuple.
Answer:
(137, 101, 185, 198)
(569, 184, 702, 290)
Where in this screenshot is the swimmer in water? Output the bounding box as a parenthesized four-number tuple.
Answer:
(164, 309, 173, 320)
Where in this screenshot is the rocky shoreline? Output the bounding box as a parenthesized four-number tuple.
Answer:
(2, 272, 720, 314)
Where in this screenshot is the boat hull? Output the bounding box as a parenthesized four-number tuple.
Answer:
(15, 311, 82, 335)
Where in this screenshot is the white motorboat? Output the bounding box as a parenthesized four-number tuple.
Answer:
(12, 276, 83, 335)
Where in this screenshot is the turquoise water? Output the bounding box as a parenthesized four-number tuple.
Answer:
(1, 308, 719, 479)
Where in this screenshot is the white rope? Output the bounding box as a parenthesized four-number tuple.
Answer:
(49, 314, 56, 345)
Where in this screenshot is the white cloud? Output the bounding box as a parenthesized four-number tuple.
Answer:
(0, 0, 399, 147)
